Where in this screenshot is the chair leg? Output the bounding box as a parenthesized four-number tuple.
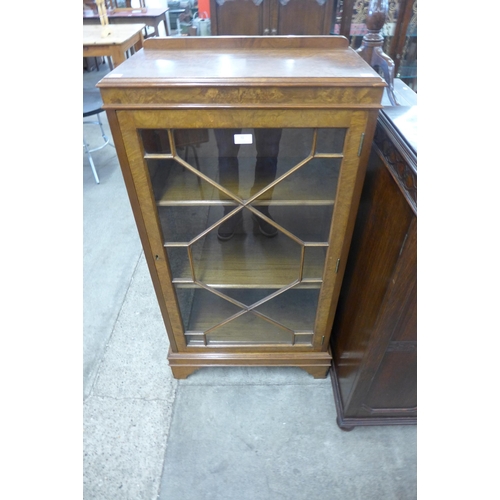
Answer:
(83, 111, 113, 184)
(96, 113, 109, 146)
(83, 136, 100, 184)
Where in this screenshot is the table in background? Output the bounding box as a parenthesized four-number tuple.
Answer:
(83, 24, 145, 69)
(83, 7, 171, 37)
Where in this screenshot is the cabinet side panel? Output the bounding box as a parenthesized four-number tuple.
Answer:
(361, 350, 417, 413)
(387, 218, 417, 343)
(331, 147, 414, 408)
(105, 110, 182, 352)
(350, 232, 416, 416)
(392, 280, 417, 342)
(116, 111, 189, 351)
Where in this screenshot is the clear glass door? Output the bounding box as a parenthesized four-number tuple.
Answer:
(140, 126, 345, 346)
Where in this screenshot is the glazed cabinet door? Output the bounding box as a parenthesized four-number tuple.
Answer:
(115, 108, 370, 357)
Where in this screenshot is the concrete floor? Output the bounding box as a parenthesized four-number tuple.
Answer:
(83, 65, 417, 500)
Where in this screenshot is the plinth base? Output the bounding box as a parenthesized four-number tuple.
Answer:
(168, 347, 332, 379)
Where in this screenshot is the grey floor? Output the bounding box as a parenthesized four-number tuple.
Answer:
(83, 65, 417, 500)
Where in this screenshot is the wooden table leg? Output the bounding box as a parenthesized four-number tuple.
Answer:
(164, 13, 171, 36)
(152, 19, 160, 37)
(109, 46, 125, 67)
(133, 32, 144, 52)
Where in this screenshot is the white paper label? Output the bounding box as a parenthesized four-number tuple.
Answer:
(234, 134, 253, 144)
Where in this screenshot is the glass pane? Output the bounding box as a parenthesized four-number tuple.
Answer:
(316, 128, 346, 154)
(140, 128, 211, 155)
(206, 311, 294, 345)
(254, 287, 319, 333)
(396, 0, 417, 90)
(256, 156, 341, 203)
(332, 0, 402, 51)
(140, 127, 347, 346)
(158, 206, 212, 242)
(253, 205, 334, 243)
(147, 157, 219, 205)
(303, 246, 327, 281)
(175, 285, 243, 334)
(166, 246, 191, 281)
(189, 206, 303, 288)
(252, 157, 340, 243)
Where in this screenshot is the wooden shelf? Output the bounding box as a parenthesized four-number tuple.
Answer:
(167, 226, 327, 288)
(147, 127, 342, 207)
(178, 285, 319, 345)
(152, 163, 338, 207)
(160, 205, 333, 247)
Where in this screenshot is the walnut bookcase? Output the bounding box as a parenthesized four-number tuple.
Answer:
(98, 36, 385, 379)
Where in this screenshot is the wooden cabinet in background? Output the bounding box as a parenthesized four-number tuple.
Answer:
(98, 36, 385, 379)
(209, 0, 335, 35)
(330, 82, 416, 429)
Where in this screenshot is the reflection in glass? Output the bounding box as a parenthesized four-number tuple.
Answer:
(141, 127, 346, 346)
(214, 128, 283, 240)
(190, 214, 302, 287)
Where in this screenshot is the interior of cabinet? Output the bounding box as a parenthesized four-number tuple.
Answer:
(140, 126, 344, 347)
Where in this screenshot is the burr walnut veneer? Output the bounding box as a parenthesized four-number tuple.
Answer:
(98, 36, 385, 379)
